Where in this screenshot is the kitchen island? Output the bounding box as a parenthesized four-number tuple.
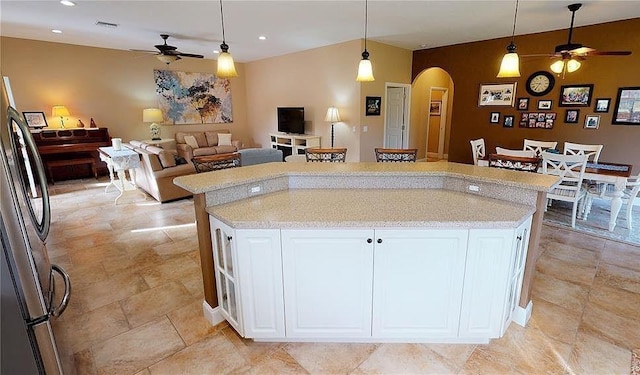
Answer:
(174, 161, 558, 343)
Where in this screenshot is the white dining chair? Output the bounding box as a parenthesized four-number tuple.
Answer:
(582, 175, 640, 231)
(563, 142, 603, 163)
(470, 138, 488, 166)
(523, 139, 558, 158)
(541, 152, 589, 228)
(495, 147, 536, 158)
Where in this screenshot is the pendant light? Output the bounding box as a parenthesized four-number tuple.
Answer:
(356, 0, 374, 82)
(550, 57, 581, 76)
(497, 0, 521, 78)
(217, 0, 238, 78)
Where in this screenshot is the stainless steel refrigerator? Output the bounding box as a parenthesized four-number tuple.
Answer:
(1, 78, 71, 374)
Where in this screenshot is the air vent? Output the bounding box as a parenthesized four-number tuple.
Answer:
(95, 21, 118, 29)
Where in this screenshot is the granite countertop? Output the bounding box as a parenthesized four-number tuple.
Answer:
(174, 161, 559, 194)
(208, 189, 535, 229)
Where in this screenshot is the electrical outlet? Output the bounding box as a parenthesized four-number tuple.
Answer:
(363, 126, 368, 132)
(249, 185, 261, 194)
(468, 185, 480, 192)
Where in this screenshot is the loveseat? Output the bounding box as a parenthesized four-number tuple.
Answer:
(175, 129, 241, 162)
(128, 140, 195, 202)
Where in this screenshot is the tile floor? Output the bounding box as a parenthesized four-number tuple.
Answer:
(48, 178, 640, 374)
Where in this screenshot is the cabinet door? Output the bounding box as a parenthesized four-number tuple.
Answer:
(459, 228, 515, 339)
(501, 216, 532, 331)
(210, 219, 242, 334)
(236, 229, 285, 338)
(372, 229, 468, 339)
(281, 229, 374, 338)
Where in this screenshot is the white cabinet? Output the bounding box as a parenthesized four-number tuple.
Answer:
(502, 217, 532, 330)
(210, 218, 285, 339)
(270, 133, 320, 157)
(372, 229, 468, 338)
(281, 229, 374, 338)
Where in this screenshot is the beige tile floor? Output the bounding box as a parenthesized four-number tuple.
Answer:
(47, 178, 640, 374)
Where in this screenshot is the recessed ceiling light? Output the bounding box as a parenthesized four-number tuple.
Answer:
(258, 35, 267, 41)
(60, 0, 75, 6)
(51, 29, 63, 34)
(213, 50, 220, 54)
(419, 44, 427, 48)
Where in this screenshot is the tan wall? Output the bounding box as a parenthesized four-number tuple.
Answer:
(0, 37, 251, 145)
(412, 18, 640, 173)
(245, 39, 412, 161)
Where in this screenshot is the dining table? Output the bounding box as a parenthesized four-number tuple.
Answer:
(582, 161, 633, 231)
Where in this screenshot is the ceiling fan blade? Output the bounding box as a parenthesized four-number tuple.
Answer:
(570, 46, 595, 55)
(521, 53, 557, 58)
(176, 52, 204, 58)
(130, 49, 159, 54)
(586, 50, 632, 56)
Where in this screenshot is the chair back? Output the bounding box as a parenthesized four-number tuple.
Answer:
(374, 148, 418, 162)
(305, 148, 347, 162)
(495, 147, 536, 158)
(489, 154, 540, 172)
(563, 142, 603, 163)
(523, 139, 558, 157)
(542, 151, 588, 197)
(470, 138, 485, 166)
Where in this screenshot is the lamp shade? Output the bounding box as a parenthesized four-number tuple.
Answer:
(156, 55, 180, 64)
(566, 59, 581, 72)
(142, 108, 163, 123)
(324, 107, 341, 123)
(356, 57, 375, 82)
(497, 50, 520, 78)
(52, 105, 70, 117)
(217, 51, 238, 78)
(550, 60, 565, 74)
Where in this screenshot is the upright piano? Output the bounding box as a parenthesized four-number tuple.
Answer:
(32, 128, 111, 183)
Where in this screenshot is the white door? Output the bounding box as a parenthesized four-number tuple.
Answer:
(372, 229, 468, 338)
(236, 229, 285, 339)
(281, 229, 374, 338)
(384, 86, 409, 148)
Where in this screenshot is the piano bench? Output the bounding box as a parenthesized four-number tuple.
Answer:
(45, 157, 97, 184)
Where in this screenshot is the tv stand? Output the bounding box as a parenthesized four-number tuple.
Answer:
(270, 133, 320, 157)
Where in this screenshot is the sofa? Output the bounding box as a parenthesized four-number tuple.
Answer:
(237, 148, 283, 166)
(128, 140, 195, 202)
(175, 129, 241, 162)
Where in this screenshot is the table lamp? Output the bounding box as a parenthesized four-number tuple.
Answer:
(52, 105, 70, 129)
(324, 106, 341, 148)
(143, 108, 164, 140)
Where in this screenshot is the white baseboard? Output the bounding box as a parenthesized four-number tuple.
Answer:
(512, 300, 533, 327)
(202, 301, 225, 326)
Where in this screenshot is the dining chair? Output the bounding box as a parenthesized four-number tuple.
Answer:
(523, 139, 558, 158)
(305, 148, 347, 162)
(495, 147, 536, 158)
(581, 175, 640, 231)
(541, 151, 589, 228)
(374, 148, 418, 162)
(489, 153, 540, 172)
(470, 138, 488, 166)
(563, 142, 603, 163)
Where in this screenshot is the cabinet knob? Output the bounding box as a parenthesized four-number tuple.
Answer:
(377, 238, 383, 244)
(367, 238, 373, 243)
(516, 235, 522, 241)
(227, 235, 233, 241)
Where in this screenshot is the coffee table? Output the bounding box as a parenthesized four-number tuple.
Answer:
(192, 153, 241, 173)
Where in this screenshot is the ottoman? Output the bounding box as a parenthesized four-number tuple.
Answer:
(238, 148, 283, 166)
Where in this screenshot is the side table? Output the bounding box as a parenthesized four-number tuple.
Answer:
(98, 146, 146, 204)
(191, 153, 241, 173)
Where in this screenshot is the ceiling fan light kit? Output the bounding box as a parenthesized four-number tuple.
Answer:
(497, 0, 521, 78)
(356, 0, 375, 82)
(216, 0, 238, 78)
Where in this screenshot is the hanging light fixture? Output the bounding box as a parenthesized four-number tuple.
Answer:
(497, 0, 521, 78)
(356, 0, 374, 82)
(550, 56, 581, 75)
(217, 0, 238, 78)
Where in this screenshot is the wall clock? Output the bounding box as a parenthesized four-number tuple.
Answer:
(526, 71, 555, 97)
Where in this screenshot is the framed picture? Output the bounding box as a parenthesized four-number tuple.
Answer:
(22, 111, 48, 128)
(559, 84, 594, 107)
(489, 112, 500, 124)
(594, 98, 610, 113)
(429, 100, 442, 115)
(365, 96, 381, 116)
(585, 115, 600, 129)
(537, 100, 552, 110)
(565, 109, 580, 123)
(612, 87, 640, 125)
(517, 97, 529, 111)
(503, 115, 514, 128)
(478, 83, 517, 107)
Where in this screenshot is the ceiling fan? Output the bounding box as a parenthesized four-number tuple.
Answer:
(525, 3, 631, 75)
(133, 34, 204, 64)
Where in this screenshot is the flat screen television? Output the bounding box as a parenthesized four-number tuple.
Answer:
(277, 107, 305, 134)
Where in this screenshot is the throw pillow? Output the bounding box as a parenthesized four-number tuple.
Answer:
(218, 133, 232, 146)
(184, 135, 199, 149)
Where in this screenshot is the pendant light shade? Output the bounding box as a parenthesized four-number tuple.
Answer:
(550, 58, 581, 75)
(217, 0, 238, 78)
(356, 0, 374, 82)
(497, 0, 521, 78)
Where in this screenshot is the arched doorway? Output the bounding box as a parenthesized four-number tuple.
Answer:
(410, 68, 454, 161)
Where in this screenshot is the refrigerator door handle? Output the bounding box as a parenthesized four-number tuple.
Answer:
(49, 264, 71, 317)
